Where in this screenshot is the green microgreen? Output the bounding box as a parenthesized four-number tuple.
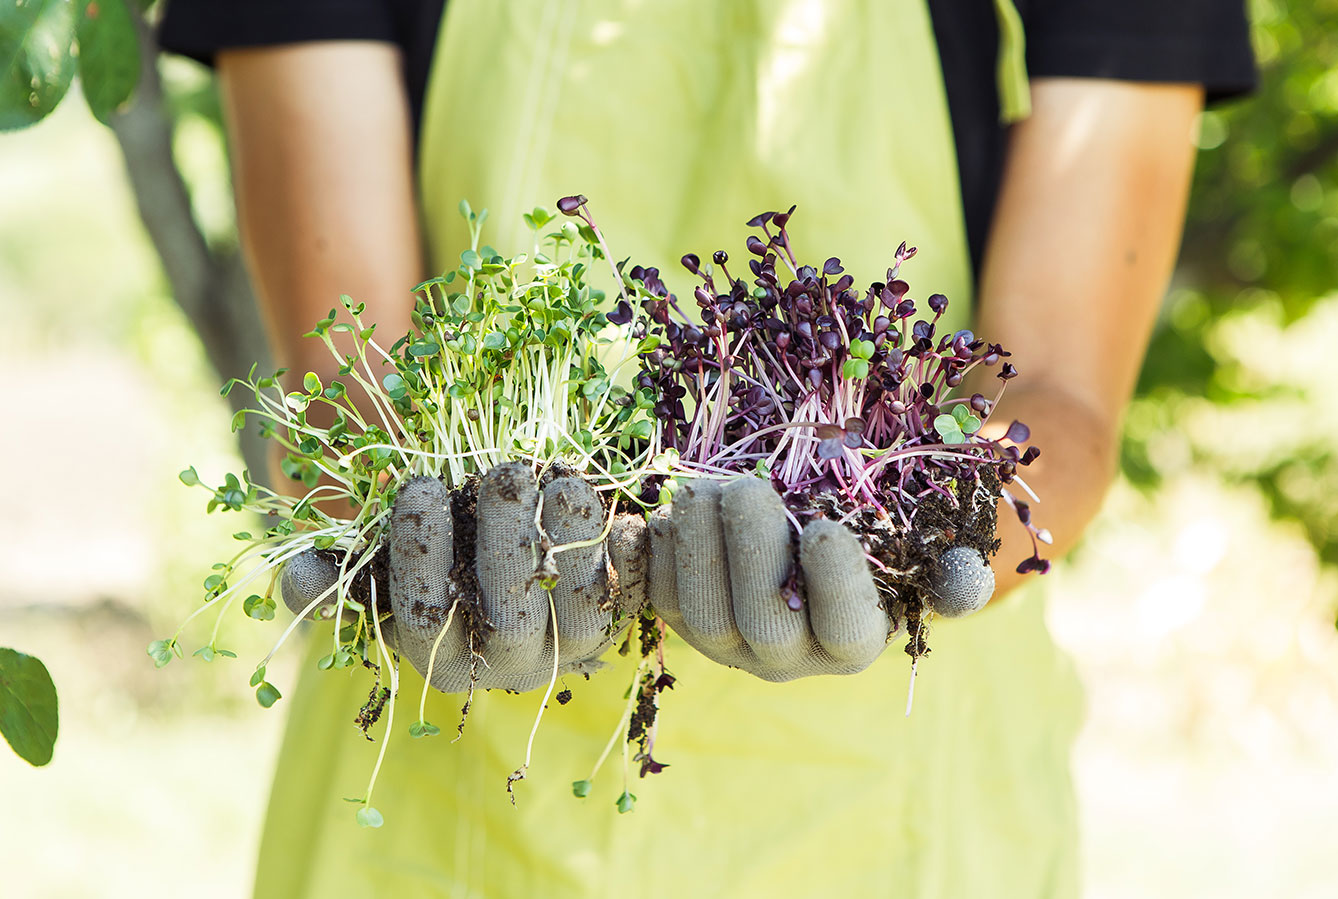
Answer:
(163, 199, 677, 826)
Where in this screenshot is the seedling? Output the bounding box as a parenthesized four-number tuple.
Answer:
(159, 198, 1052, 820)
(158, 201, 669, 822)
(617, 205, 1052, 660)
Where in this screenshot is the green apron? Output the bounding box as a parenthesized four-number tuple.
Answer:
(255, 3, 1083, 896)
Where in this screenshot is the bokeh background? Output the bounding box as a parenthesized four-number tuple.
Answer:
(3, 1, 1338, 896)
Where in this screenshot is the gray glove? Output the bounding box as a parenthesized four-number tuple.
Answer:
(281, 463, 648, 693)
(646, 478, 994, 682)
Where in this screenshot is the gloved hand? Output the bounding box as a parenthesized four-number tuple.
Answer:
(280, 463, 649, 693)
(645, 478, 995, 682)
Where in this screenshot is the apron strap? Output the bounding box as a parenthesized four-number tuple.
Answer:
(992, 0, 1031, 123)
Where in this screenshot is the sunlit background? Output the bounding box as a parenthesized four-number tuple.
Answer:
(3, 2, 1338, 896)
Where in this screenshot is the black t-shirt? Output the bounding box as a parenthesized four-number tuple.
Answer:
(160, 0, 1256, 276)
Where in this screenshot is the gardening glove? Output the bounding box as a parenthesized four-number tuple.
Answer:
(646, 478, 994, 683)
(280, 463, 649, 693)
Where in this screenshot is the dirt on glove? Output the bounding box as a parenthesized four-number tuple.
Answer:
(790, 468, 1001, 660)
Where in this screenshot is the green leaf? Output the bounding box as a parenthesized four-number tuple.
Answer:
(481, 331, 507, 351)
(382, 373, 406, 399)
(75, 0, 139, 124)
(952, 404, 971, 424)
(255, 681, 282, 708)
(178, 466, 200, 487)
(249, 666, 267, 688)
(460, 249, 481, 272)
(581, 378, 609, 400)
(0, 648, 58, 766)
(0, 0, 78, 131)
(408, 340, 440, 357)
(303, 371, 322, 393)
(934, 413, 965, 445)
(571, 779, 592, 798)
(408, 721, 440, 739)
(230, 409, 247, 432)
(842, 359, 869, 379)
(962, 414, 982, 435)
(242, 594, 276, 621)
(615, 791, 636, 814)
(146, 638, 173, 668)
(192, 645, 215, 662)
(355, 806, 384, 828)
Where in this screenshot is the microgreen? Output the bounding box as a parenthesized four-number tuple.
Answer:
(164, 200, 673, 824)
(616, 205, 1052, 584)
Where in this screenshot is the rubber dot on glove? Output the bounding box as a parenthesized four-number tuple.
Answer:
(540, 476, 609, 658)
(927, 546, 995, 618)
(800, 519, 888, 668)
(280, 550, 340, 619)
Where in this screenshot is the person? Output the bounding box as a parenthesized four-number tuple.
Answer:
(159, 1, 1254, 896)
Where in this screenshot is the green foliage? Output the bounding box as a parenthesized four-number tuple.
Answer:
(242, 593, 276, 621)
(0, 648, 59, 766)
(408, 721, 440, 738)
(255, 681, 282, 708)
(146, 637, 181, 668)
(0, 0, 140, 130)
(0, 0, 77, 130)
(934, 404, 982, 446)
(75, 0, 139, 123)
(1133, 0, 1338, 588)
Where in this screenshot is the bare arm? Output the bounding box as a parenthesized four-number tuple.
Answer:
(217, 42, 424, 390)
(972, 78, 1204, 598)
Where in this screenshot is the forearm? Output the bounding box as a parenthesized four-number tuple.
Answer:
(218, 42, 424, 383)
(981, 383, 1117, 598)
(217, 43, 425, 492)
(970, 78, 1204, 600)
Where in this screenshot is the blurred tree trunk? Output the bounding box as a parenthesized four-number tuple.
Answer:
(108, 9, 273, 482)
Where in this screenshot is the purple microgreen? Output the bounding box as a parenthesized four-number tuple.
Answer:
(623, 205, 1051, 579)
(1004, 420, 1031, 444)
(557, 194, 588, 215)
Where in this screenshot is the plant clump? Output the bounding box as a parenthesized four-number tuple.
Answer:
(596, 202, 1052, 643)
(158, 201, 672, 823)
(157, 196, 1054, 820)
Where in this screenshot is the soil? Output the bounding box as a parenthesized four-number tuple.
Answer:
(789, 467, 1002, 661)
(444, 475, 491, 649)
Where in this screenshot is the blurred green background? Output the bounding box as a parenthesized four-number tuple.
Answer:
(3, 1, 1338, 896)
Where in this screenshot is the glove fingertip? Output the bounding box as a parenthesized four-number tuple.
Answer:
(280, 550, 340, 619)
(800, 519, 887, 665)
(927, 546, 995, 618)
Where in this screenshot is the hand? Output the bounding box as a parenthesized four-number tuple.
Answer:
(645, 478, 994, 682)
(280, 463, 648, 693)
